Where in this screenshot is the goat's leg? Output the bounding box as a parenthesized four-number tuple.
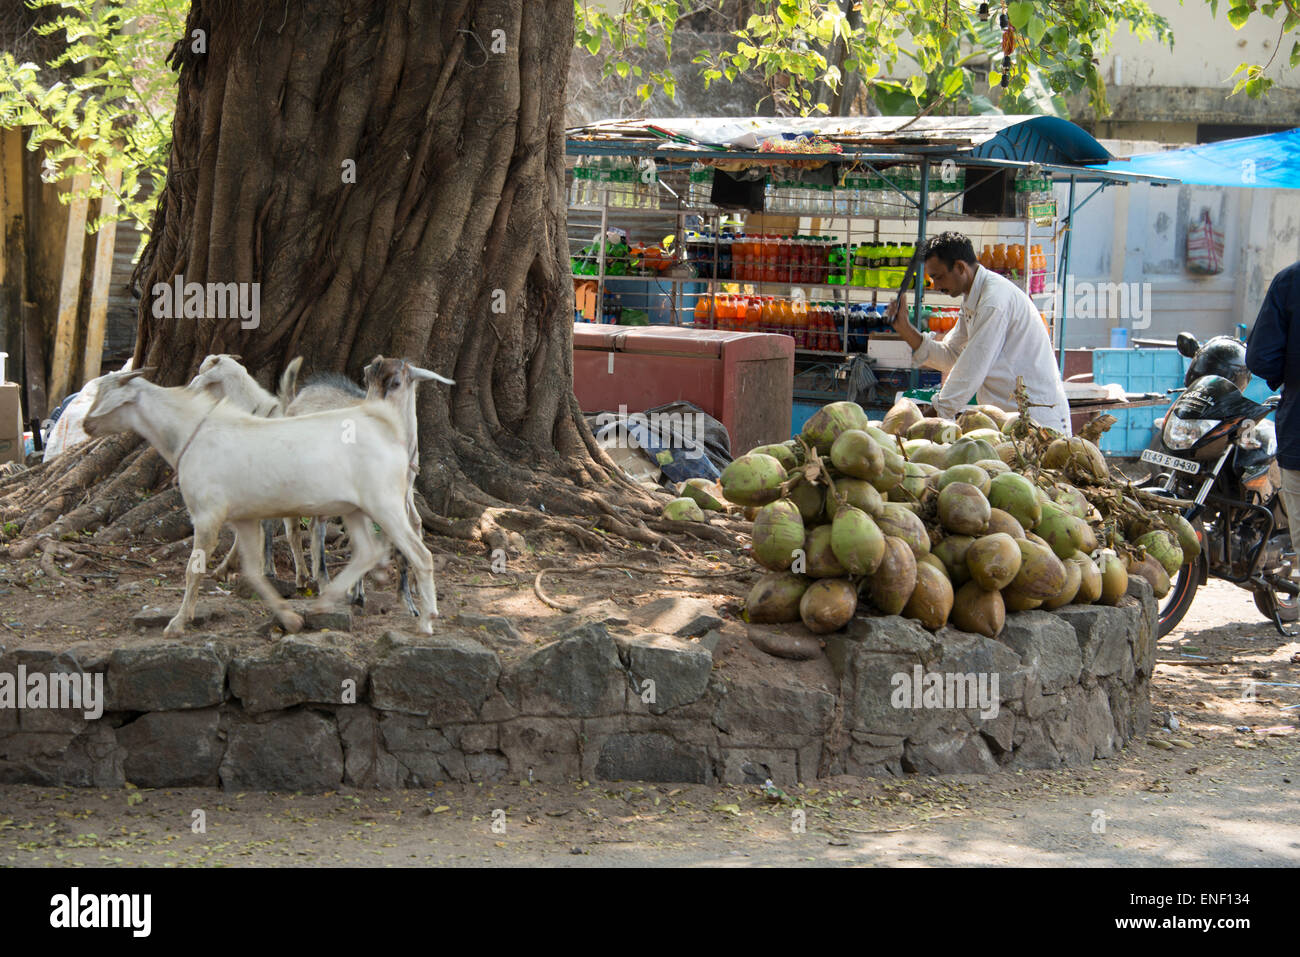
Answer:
(397, 554, 417, 617)
(261, 519, 277, 578)
(231, 518, 303, 634)
(396, 487, 420, 617)
(165, 519, 220, 639)
(310, 518, 330, 584)
(373, 503, 438, 633)
(284, 517, 309, 589)
(314, 511, 385, 611)
(210, 533, 239, 580)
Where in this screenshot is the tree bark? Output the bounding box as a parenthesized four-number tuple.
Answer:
(5, 0, 679, 550)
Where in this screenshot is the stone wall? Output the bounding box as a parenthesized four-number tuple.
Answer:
(0, 583, 1158, 790)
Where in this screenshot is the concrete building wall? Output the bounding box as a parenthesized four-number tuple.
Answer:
(1056, 139, 1300, 347)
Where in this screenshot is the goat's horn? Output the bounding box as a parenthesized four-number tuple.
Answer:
(117, 367, 154, 382)
(408, 366, 455, 385)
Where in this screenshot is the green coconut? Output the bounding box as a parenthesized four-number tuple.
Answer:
(1162, 512, 1202, 563)
(751, 500, 806, 572)
(1034, 501, 1085, 561)
(907, 417, 962, 445)
(1001, 586, 1043, 612)
(889, 461, 934, 503)
(975, 458, 1011, 476)
(1128, 552, 1172, 599)
(678, 478, 727, 512)
(799, 578, 859, 634)
(904, 562, 955, 631)
(787, 478, 826, 523)
(938, 464, 991, 496)
(987, 507, 1025, 540)
(881, 397, 924, 436)
(870, 449, 907, 494)
(988, 472, 1042, 530)
(965, 532, 1023, 591)
(876, 503, 932, 559)
(1012, 539, 1068, 600)
(830, 506, 886, 576)
(951, 581, 1006, 638)
(830, 429, 886, 481)
(804, 524, 846, 578)
(748, 443, 799, 471)
(937, 482, 991, 536)
(1050, 484, 1091, 521)
(1041, 558, 1083, 610)
(1097, 551, 1129, 606)
(933, 534, 976, 586)
(662, 498, 705, 522)
(720, 453, 787, 507)
(745, 573, 811, 624)
(1136, 529, 1184, 578)
(867, 536, 918, 616)
(908, 442, 952, 470)
(824, 478, 885, 521)
(802, 401, 872, 454)
(943, 437, 998, 469)
(956, 409, 998, 434)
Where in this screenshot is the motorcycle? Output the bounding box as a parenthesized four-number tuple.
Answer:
(1140, 332, 1298, 638)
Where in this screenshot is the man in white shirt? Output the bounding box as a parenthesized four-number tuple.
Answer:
(887, 231, 1072, 435)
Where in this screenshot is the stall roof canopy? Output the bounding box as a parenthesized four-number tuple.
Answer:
(1091, 128, 1300, 189)
(569, 114, 1114, 163)
(568, 115, 1177, 183)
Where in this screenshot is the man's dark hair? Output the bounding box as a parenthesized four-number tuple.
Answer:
(923, 231, 977, 269)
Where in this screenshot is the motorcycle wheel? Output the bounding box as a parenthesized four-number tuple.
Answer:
(1252, 586, 1299, 624)
(1158, 558, 1204, 638)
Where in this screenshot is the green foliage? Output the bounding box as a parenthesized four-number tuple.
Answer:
(0, 0, 187, 254)
(575, 0, 1172, 117)
(1215, 0, 1300, 98)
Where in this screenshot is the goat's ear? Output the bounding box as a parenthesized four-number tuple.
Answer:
(198, 354, 220, 373)
(226, 354, 241, 363)
(362, 355, 384, 385)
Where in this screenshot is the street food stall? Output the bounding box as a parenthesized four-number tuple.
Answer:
(565, 115, 1180, 453)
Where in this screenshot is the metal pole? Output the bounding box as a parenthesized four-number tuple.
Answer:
(1057, 175, 1077, 373)
(916, 158, 930, 313)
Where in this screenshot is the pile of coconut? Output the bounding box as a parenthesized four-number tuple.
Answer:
(664, 393, 1197, 639)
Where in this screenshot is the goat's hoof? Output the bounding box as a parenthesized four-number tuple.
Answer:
(279, 611, 305, 634)
(163, 620, 185, 639)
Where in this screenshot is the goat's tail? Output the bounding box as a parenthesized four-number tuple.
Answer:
(278, 356, 303, 411)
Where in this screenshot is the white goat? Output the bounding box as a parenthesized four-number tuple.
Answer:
(83, 369, 440, 637)
(186, 354, 309, 585)
(283, 357, 451, 615)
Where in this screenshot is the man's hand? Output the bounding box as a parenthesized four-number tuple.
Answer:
(888, 291, 923, 350)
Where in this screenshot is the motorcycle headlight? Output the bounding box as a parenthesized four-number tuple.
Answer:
(1163, 415, 1216, 451)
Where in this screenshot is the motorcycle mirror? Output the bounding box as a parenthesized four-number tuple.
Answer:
(1176, 332, 1199, 359)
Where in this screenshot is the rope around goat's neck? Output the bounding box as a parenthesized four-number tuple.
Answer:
(172, 396, 223, 473)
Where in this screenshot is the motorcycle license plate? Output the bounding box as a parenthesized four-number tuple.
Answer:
(1141, 448, 1200, 474)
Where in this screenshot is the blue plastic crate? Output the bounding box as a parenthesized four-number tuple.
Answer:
(1092, 348, 1187, 456)
(792, 399, 826, 437)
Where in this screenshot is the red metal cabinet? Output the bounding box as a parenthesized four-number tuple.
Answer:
(573, 324, 794, 456)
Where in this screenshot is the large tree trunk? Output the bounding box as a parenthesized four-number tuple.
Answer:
(3, 0, 718, 554)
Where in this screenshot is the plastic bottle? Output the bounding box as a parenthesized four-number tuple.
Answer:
(991, 244, 1007, 275)
(1013, 167, 1033, 218)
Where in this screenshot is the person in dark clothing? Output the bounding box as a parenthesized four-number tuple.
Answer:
(1245, 260, 1300, 555)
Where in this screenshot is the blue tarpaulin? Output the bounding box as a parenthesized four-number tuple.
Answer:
(1091, 128, 1300, 189)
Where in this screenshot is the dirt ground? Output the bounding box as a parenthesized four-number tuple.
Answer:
(0, 531, 1297, 867)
